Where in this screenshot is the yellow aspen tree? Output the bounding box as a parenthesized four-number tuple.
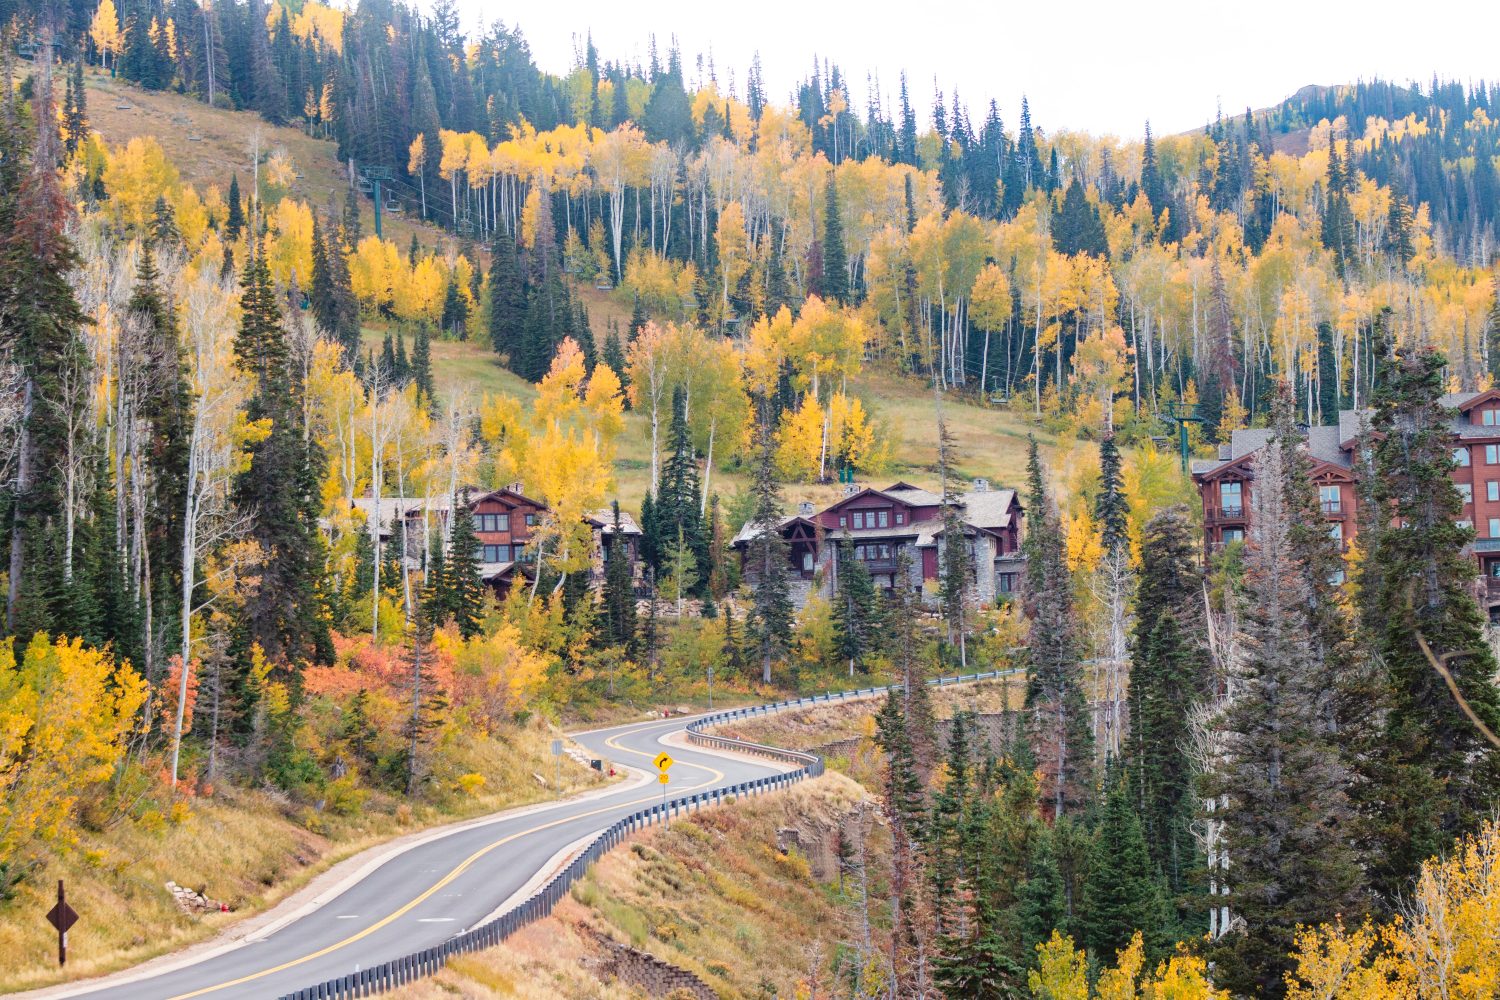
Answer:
(0, 635, 148, 873)
(90, 0, 123, 70)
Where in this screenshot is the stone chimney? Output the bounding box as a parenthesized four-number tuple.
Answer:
(842, 483, 860, 497)
(798, 501, 816, 515)
(971, 477, 990, 493)
(507, 481, 525, 494)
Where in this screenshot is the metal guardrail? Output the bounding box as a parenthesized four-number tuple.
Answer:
(277, 668, 1018, 999)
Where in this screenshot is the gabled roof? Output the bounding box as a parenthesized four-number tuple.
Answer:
(730, 514, 817, 548)
(470, 486, 549, 511)
(822, 486, 920, 513)
(1439, 389, 1492, 412)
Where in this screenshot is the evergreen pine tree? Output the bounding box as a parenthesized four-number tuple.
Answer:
(601, 501, 638, 655)
(1017, 830, 1069, 959)
(1023, 437, 1093, 819)
(654, 385, 708, 595)
(225, 174, 245, 241)
(1127, 506, 1209, 907)
(746, 417, 793, 684)
(229, 237, 333, 707)
(411, 326, 434, 404)
(638, 490, 660, 572)
(628, 294, 647, 339)
(1095, 434, 1130, 553)
(1356, 341, 1500, 905)
(821, 170, 849, 304)
(443, 495, 486, 639)
(831, 533, 878, 676)
(1208, 382, 1365, 999)
(1081, 775, 1171, 961)
(488, 228, 526, 360)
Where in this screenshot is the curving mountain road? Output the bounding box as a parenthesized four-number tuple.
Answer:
(48, 714, 792, 1000)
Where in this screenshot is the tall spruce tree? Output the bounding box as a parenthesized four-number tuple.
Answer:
(443, 495, 486, 638)
(1081, 774, 1172, 961)
(937, 415, 973, 667)
(600, 501, 638, 655)
(1023, 438, 1093, 819)
(230, 237, 333, 705)
(745, 417, 793, 684)
(487, 227, 526, 361)
(1208, 382, 1364, 998)
(1127, 506, 1209, 908)
(821, 169, 849, 304)
(1095, 434, 1129, 553)
(1, 69, 89, 639)
(831, 532, 878, 676)
(1356, 342, 1500, 906)
(654, 385, 708, 594)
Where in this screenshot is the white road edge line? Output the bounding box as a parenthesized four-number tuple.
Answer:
(16, 760, 653, 999)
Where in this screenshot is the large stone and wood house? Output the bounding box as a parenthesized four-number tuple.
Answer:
(730, 479, 1026, 607)
(1191, 389, 1500, 616)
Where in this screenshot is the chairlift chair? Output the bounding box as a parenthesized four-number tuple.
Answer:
(356, 177, 373, 195)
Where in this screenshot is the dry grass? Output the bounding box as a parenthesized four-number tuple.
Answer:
(390, 773, 876, 1000)
(0, 718, 610, 992)
(716, 676, 1025, 751)
(84, 68, 441, 250)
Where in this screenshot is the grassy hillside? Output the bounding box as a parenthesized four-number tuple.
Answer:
(88, 70, 1067, 513)
(84, 69, 438, 251)
(0, 723, 607, 993)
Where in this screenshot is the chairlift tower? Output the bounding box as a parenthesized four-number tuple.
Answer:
(364, 165, 392, 239)
(1164, 401, 1205, 474)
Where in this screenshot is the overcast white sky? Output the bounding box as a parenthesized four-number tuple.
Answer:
(453, 0, 1499, 138)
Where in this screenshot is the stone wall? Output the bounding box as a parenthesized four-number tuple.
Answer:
(584, 926, 717, 999)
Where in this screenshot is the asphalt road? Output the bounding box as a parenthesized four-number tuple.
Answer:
(57, 714, 789, 1000)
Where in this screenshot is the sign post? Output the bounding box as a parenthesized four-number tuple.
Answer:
(550, 738, 563, 793)
(46, 880, 78, 967)
(654, 752, 673, 808)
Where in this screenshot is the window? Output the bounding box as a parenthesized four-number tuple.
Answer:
(895, 511, 905, 524)
(1484, 409, 1497, 426)
(1329, 569, 1347, 586)
(1490, 561, 1500, 578)
(1456, 447, 1472, 467)
(1222, 528, 1245, 543)
(1319, 485, 1341, 514)
(1488, 445, 1499, 465)
(1329, 522, 1343, 543)
(877, 510, 889, 528)
(997, 572, 1018, 594)
(1220, 481, 1243, 514)
(802, 552, 814, 572)
(1489, 518, 1500, 539)
(852, 511, 865, 529)
(477, 513, 510, 533)
(477, 544, 512, 563)
(839, 515, 847, 528)
(1460, 483, 1474, 504)
(525, 513, 537, 527)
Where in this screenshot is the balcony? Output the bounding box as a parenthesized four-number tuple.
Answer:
(1205, 505, 1246, 524)
(1321, 500, 1342, 514)
(1486, 577, 1500, 605)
